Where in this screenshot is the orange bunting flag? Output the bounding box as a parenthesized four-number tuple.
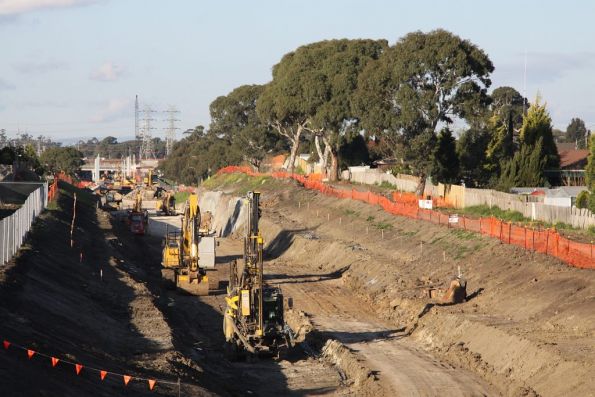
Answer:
(75, 364, 83, 375)
(27, 350, 36, 359)
(51, 357, 59, 367)
(3, 340, 10, 350)
(123, 375, 132, 386)
(148, 379, 156, 391)
(100, 370, 107, 380)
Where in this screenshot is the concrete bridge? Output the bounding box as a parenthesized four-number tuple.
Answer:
(80, 155, 159, 182)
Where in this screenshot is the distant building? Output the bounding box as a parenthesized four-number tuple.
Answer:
(553, 143, 590, 186)
(544, 186, 588, 207)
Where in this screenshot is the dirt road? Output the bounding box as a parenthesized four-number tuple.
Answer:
(267, 262, 494, 396)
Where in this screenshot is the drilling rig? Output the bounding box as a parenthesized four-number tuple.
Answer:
(161, 193, 216, 295)
(223, 191, 291, 359)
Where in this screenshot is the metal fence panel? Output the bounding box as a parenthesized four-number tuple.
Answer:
(0, 182, 47, 265)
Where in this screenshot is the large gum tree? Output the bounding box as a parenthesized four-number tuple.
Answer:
(354, 29, 494, 194)
(257, 39, 386, 177)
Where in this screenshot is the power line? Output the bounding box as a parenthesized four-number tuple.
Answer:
(163, 106, 180, 156)
(139, 105, 156, 160)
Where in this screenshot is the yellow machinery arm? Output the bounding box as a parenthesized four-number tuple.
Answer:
(161, 192, 213, 296)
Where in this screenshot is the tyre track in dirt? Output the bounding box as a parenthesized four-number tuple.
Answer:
(267, 265, 495, 396)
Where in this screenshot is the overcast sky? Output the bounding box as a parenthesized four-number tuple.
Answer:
(1, 0, 594, 142)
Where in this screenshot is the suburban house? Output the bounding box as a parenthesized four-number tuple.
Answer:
(544, 186, 589, 207)
(555, 142, 590, 186)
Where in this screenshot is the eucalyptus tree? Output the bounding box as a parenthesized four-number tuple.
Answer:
(257, 49, 324, 174)
(209, 84, 275, 170)
(257, 39, 386, 177)
(308, 39, 387, 180)
(354, 29, 494, 194)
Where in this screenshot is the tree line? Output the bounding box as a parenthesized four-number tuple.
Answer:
(158, 30, 589, 193)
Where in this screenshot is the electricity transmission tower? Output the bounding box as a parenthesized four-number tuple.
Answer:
(139, 105, 156, 160)
(134, 95, 140, 140)
(164, 106, 180, 156)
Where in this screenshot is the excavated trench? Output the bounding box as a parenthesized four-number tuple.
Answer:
(1, 180, 592, 396)
(197, 179, 595, 397)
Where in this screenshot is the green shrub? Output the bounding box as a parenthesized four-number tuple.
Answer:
(576, 190, 590, 209)
(589, 193, 595, 213)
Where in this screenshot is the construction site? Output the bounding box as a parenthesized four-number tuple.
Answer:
(0, 168, 593, 397)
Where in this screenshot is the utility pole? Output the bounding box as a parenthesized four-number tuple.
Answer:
(523, 49, 527, 115)
(139, 105, 156, 160)
(164, 106, 180, 157)
(134, 95, 140, 160)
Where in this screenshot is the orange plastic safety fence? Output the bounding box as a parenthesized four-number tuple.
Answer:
(216, 167, 595, 269)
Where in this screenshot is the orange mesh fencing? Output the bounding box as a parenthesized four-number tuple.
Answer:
(215, 167, 594, 269)
(47, 173, 88, 201)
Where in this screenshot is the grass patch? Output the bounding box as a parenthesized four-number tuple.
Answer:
(430, 235, 444, 245)
(453, 245, 471, 260)
(201, 173, 278, 196)
(174, 191, 190, 204)
(375, 181, 396, 190)
(46, 200, 59, 210)
(401, 230, 417, 237)
(450, 229, 479, 241)
(553, 222, 574, 230)
(366, 215, 375, 222)
(343, 209, 359, 217)
(374, 221, 394, 230)
(461, 204, 526, 223)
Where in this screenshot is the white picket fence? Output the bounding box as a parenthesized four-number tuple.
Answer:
(0, 182, 48, 265)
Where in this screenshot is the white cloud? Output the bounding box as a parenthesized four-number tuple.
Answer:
(0, 78, 15, 90)
(91, 97, 132, 123)
(0, 0, 100, 16)
(89, 62, 125, 82)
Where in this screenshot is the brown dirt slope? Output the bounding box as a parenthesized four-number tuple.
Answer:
(202, 175, 594, 397)
(0, 183, 211, 396)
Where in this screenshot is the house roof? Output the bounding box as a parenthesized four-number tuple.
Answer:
(558, 149, 589, 169)
(545, 186, 588, 198)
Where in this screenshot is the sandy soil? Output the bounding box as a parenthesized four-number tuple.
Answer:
(2, 177, 593, 396)
(198, 176, 594, 397)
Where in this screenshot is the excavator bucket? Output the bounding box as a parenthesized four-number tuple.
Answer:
(440, 277, 467, 304)
(176, 274, 210, 296)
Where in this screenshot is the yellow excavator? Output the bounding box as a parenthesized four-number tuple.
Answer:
(156, 191, 176, 216)
(223, 191, 291, 359)
(127, 190, 148, 235)
(161, 193, 216, 295)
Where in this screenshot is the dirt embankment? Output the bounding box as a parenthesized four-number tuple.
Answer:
(0, 183, 211, 396)
(200, 176, 595, 397)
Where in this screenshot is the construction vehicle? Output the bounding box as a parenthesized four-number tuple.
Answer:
(156, 191, 176, 215)
(127, 190, 148, 235)
(223, 191, 291, 359)
(161, 193, 216, 295)
(102, 189, 123, 210)
(143, 169, 158, 187)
